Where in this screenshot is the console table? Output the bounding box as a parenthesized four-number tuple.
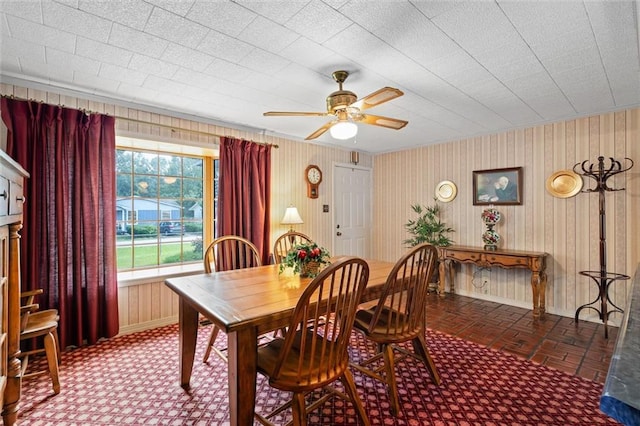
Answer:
(438, 245, 548, 318)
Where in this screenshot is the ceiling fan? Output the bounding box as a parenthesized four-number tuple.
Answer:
(263, 70, 408, 140)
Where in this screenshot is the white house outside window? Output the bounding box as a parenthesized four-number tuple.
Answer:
(116, 147, 215, 270)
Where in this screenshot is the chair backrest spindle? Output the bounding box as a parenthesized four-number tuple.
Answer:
(204, 235, 261, 273)
(273, 231, 312, 264)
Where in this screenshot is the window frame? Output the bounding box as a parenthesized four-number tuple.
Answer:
(115, 137, 218, 273)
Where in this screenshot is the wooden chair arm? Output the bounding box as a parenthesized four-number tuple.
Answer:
(20, 303, 39, 315)
(21, 289, 44, 299)
(21, 289, 45, 312)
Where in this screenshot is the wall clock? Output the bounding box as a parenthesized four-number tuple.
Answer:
(305, 165, 322, 198)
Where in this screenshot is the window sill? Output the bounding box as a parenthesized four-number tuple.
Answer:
(117, 263, 203, 287)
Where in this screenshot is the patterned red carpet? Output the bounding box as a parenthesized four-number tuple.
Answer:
(18, 323, 618, 425)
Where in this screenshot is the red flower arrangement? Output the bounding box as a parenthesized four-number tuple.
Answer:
(279, 242, 331, 278)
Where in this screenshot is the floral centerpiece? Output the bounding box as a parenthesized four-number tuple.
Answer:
(279, 242, 331, 278)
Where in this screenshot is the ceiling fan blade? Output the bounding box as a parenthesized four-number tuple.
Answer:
(351, 87, 404, 111)
(305, 121, 334, 140)
(263, 111, 328, 117)
(359, 114, 408, 130)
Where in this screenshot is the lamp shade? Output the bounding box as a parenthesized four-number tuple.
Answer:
(329, 120, 358, 140)
(281, 206, 303, 225)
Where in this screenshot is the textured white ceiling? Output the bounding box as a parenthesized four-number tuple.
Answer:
(1, 0, 639, 153)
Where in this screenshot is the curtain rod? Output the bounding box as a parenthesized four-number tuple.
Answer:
(114, 115, 278, 148)
(0, 94, 278, 148)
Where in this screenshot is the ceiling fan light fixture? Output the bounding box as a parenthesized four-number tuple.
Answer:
(330, 120, 358, 140)
(264, 70, 405, 140)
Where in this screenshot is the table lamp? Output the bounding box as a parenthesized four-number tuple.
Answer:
(281, 205, 303, 232)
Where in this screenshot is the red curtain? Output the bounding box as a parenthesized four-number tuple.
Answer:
(218, 137, 271, 264)
(1, 97, 119, 349)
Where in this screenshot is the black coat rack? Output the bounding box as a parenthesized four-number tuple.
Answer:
(573, 156, 633, 338)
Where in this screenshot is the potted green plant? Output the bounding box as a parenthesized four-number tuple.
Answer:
(404, 201, 454, 289)
(404, 202, 454, 248)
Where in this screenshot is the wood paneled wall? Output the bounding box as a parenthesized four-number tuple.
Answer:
(0, 83, 371, 334)
(2, 83, 638, 330)
(373, 109, 640, 323)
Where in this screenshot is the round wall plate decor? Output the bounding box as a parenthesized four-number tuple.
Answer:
(545, 170, 583, 198)
(435, 180, 457, 202)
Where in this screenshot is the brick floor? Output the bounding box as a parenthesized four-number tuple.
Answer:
(425, 292, 614, 384)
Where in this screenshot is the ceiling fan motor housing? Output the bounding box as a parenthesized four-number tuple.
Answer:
(326, 90, 357, 114)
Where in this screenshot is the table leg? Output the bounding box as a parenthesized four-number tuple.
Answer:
(438, 259, 454, 297)
(539, 271, 547, 316)
(530, 271, 546, 319)
(178, 297, 198, 388)
(448, 261, 455, 294)
(227, 327, 258, 426)
(438, 260, 446, 296)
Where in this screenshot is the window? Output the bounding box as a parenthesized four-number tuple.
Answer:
(116, 145, 217, 271)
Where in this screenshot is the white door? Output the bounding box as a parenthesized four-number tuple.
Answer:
(333, 164, 372, 257)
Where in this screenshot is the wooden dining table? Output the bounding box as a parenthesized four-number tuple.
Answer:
(164, 258, 395, 426)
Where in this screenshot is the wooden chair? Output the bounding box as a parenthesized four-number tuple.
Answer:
(203, 235, 262, 274)
(351, 243, 441, 416)
(19, 289, 61, 394)
(272, 231, 312, 264)
(254, 257, 371, 426)
(202, 235, 262, 362)
(21, 289, 61, 362)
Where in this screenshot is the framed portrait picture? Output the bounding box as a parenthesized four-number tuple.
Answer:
(473, 167, 523, 205)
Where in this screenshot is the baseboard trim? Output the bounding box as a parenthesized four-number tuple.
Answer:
(452, 290, 621, 327)
(118, 316, 178, 336)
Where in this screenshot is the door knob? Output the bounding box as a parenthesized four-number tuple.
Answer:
(336, 232, 342, 236)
